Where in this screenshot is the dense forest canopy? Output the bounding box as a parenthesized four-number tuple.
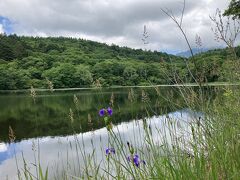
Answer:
(0, 34, 239, 90)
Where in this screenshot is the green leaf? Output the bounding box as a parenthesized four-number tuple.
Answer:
(104, 116, 108, 124)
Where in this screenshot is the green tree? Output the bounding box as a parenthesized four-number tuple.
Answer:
(224, 0, 240, 19)
(43, 63, 76, 88)
(73, 65, 93, 86)
(0, 64, 30, 90)
(123, 66, 139, 85)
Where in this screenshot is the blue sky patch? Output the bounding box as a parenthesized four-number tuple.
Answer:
(0, 16, 13, 34)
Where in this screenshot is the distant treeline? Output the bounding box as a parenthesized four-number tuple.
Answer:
(0, 34, 239, 90)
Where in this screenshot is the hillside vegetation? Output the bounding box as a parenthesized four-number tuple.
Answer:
(0, 34, 239, 90)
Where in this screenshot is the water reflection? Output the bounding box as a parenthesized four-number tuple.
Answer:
(0, 108, 202, 179)
(0, 87, 187, 141)
(0, 143, 8, 164)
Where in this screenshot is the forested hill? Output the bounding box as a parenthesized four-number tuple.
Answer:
(0, 34, 239, 90)
(0, 34, 180, 62)
(0, 34, 184, 90)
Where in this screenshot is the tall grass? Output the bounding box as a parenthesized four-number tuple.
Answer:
(11, 84, 240, 180)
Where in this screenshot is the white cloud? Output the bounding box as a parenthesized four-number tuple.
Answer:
(0, 0, 235, 53)
(0, 24, 4, 34)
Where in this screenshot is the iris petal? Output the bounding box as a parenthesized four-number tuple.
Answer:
(107, 107, 113, 116)
(99, 109, 105, 117)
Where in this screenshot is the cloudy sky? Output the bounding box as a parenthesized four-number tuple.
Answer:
(0, 0, 234, 54)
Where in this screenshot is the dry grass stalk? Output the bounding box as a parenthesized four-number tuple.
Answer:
(93, 79, 102, 88)
(141, 90, 149, 103)
(88, 113, 93, 130)
(73, 94, 79, 109)
(9, 126, 16, 143)
(46, 78, 54, 92)
(110, 92, 114, 107)
(69, 108, 74, 123)
(128, 88, 135, 102)
(30, 86, 36, 103)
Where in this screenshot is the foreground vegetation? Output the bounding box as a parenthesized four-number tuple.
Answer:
(10, 85, 239, 179)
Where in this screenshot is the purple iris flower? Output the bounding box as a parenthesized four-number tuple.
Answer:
(99, 109, 105, 117)
(111, 148, 115, 154)
(106, 148, 115, 155)
(133, 154, 140, 167)
(107, 107, 113, 116)
(127, 154, 146, 167)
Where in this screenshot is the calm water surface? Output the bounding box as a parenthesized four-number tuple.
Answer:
(0, 87, 219, 179)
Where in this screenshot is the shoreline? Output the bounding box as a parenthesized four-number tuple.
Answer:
(0, 82, 239, 93)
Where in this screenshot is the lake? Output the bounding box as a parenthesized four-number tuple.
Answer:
(0, 86, 224, 179)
